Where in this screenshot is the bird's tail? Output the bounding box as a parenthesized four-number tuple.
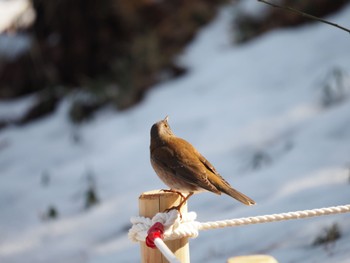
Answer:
(224, 187, 256, 206)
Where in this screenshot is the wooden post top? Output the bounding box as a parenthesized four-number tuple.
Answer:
(139, 189, 181, 199)
(227, 255, 278, 263)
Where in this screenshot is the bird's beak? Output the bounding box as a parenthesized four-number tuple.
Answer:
(164, 115, 169, 122)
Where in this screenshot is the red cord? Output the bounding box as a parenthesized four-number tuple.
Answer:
(146, 222, 164, 249)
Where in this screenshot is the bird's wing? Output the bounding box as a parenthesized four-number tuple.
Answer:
(197, 153, 219, 175)
(197, 152, 233, 188)
(198, 151, 256, 205)
(151, 146, 221, 194)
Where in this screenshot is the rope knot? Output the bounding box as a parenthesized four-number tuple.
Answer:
(146, 222, 164, 248)
(128, 210, 199, 243)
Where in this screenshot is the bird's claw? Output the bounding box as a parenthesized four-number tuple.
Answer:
(160, 189, 186, 200)
(164, 205, 183, 219)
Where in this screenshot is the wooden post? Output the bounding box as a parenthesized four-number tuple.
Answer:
(139, 190, 190, 263)
(227, 255, 278, 263)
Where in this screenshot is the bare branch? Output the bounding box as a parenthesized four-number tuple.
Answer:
(258, 0, 350, 34)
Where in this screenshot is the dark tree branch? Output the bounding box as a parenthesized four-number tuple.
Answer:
(258, 0, 350, 34)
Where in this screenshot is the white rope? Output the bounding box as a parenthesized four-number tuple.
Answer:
(129, 209, 199, 242)
(128, 204, 350, 242)
(154, 238, 181, 263)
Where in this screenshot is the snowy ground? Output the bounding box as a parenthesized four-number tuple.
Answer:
(1, 1, 350, 263)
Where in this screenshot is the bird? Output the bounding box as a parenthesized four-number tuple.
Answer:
(150, 116, 255, 211)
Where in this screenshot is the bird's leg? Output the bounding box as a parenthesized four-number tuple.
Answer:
(161, 189, 186, 200)
(164, 192, 194, 216)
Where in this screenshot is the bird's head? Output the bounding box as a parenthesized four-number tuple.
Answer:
(150, 116, 174, 144)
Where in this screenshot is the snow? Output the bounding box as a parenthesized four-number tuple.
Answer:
(0, 0, 34, 33)
(0, 94, 36, 119)
(1, 1, 350, 263)
(0, 0, 33, 60)
(0, 33, 32, 61)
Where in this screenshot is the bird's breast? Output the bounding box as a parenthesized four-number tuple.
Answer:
(150, 158, 202, 193)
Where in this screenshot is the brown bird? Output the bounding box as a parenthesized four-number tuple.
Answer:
(150, 116, 255, 211)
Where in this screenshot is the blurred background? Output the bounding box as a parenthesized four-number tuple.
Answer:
(0, 0, 350, 262)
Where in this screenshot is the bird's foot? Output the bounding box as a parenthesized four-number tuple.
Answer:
(164, 205, 183, 219)
(164, 205, 181, 213)
(160, 189, 186, 200)
(162, 192, 194, 219)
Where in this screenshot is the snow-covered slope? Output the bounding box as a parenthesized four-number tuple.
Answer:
(0, 2, 350, 263)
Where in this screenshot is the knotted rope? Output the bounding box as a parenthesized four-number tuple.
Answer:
(129, 204, 350, 243)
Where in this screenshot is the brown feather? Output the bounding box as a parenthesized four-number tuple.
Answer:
(150, 117, 256, 206)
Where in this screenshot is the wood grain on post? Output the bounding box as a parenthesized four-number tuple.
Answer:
(139, 189, 190, 263)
